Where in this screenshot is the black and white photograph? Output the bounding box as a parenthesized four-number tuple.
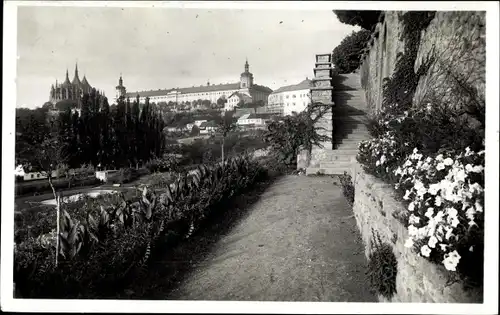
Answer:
(1, 1, 498, 313)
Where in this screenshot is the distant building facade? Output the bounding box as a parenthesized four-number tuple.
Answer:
(119, 60, 272, 110)
(49, 63, 94, 106)
(267, 78, 313, 116)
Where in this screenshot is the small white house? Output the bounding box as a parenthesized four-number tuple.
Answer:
(237, 113, 273, 129)
(194, 120, 207, 127)
(225, 92, 252, 112)
(199, 120, 218, 135)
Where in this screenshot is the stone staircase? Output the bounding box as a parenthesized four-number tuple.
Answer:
(306, 73, 370, 176)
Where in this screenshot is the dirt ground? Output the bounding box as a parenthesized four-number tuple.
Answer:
(163, 175, 376, 302)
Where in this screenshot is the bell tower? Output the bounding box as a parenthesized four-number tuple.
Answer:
(115, 73, 127, 103)
(240, 58, 254, 91)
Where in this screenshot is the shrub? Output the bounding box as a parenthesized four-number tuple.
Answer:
(331, 29, 371, 74)
(339, 172, 355, 206)
(357, 105, 485, 286)
(366, 230, 398, 299)
(14, 155, 268, 298)
(265, 103, 331, 168)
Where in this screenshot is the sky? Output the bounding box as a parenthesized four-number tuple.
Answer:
(16, 4, 359, 108)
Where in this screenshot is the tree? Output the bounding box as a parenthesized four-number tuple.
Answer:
(333, 10, 382, 30)
(331, 29, 371, 74)
(21, 122, 69, 267)
(216, 97, 227, 108)
(190, 124, 200, 136)
(214, 111, 238, 165)
(238, 100, 264, 114)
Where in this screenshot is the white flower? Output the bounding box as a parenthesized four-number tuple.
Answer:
(436, 163, 445, 171)
(444, 158, 454, 166)
(414, 180, 427, 197)
(408, 202, 415, 212)
(465, 207, 476, 220)
(453, 168, 467, 182)
(409, 214, 420, 224)
(428, 236, 438, 248)
(380, 155, 386, 165)
(472, 165, 484, 173)
(408, 225, 418, 236)
(421, 245, 431, 257)
(446, 207, 458, 218)
(450, 217, 460, 228)
(394, 167, 402, 175)
(413, 148, 419, 154)
(434, 210, 445, 222)
(465, 164, 473, 172)
(404, 159, 413, 167)
(404, 238, 414, 248)
(436, 154, 444, 161)
(469, 183, 483, 194)
(442, 251, 461, 271)
(439, 244, 448, 251)
(445, 226, 454, 240)
(428, 183, 440, 195)
(403, 190, 411, 200)
(435, 196, 442, 207)
(376, 160, 380, 166)
(469, 246, 474, 252)
(425, 207, 434, 218)
(475, 201, 483, 212)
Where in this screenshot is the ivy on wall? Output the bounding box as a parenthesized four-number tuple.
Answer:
(381, 11, 437, 112)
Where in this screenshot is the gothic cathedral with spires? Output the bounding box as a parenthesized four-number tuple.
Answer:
(49, 63, 102, 106)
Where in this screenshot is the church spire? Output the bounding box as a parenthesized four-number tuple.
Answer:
(64, 68, 71, 85)
(72, 62, 81, 85)
(245, 58, 249, 73)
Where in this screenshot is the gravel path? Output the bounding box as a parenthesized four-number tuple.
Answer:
(167, 175, 376, 302)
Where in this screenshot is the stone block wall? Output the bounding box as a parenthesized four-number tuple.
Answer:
(352, 163, 483, 303)
(359, 11, 485, 117)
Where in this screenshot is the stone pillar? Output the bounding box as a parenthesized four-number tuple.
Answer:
(310, 54, 334, 150)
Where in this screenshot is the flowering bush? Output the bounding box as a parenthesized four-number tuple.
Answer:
(396, 147, 484, 281)
(357, 102, 485, 285)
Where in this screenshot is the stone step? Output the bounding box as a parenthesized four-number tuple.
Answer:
(333, 116, 369, 123)
(334, 133, 371, 140)
(334, 138, 365, 145)
(336, 142, 360, 150)
(336, 104, 367, 108)
(319, 161, 354, 169)
(306, 166, 354, 176)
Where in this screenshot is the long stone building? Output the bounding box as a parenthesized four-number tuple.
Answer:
(116, 60, 272, 111)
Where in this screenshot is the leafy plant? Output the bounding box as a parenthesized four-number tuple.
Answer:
(366, 230, 398, 299)
(264, 102, 331, 168)
(339, 171, 355, 206)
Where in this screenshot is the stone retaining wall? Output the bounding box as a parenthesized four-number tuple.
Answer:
(359, 11, 485, 118)
(352, 163, 483, 303)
